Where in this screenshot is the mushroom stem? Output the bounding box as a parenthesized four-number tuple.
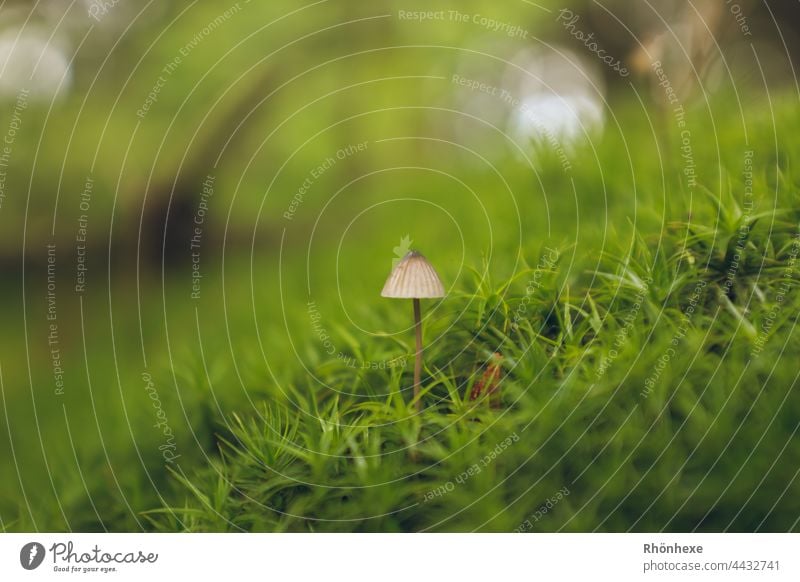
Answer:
(413, 297, 423, 409)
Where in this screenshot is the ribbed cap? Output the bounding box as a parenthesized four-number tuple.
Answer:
(381, 251, 445, 298)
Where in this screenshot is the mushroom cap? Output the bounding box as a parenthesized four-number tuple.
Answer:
(381, 250, 445, 299)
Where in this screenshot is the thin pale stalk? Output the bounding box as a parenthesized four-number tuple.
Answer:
(413, 298, 422, 410)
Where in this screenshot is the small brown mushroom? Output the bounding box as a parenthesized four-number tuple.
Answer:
(381, 250, 445, 409)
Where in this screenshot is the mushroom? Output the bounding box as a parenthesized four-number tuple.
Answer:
(381, 250, 445, 409)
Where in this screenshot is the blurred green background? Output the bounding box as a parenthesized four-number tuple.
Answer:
(0, 0, 798, 531)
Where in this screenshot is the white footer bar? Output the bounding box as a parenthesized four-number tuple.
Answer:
(1, 533, 797, 581)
